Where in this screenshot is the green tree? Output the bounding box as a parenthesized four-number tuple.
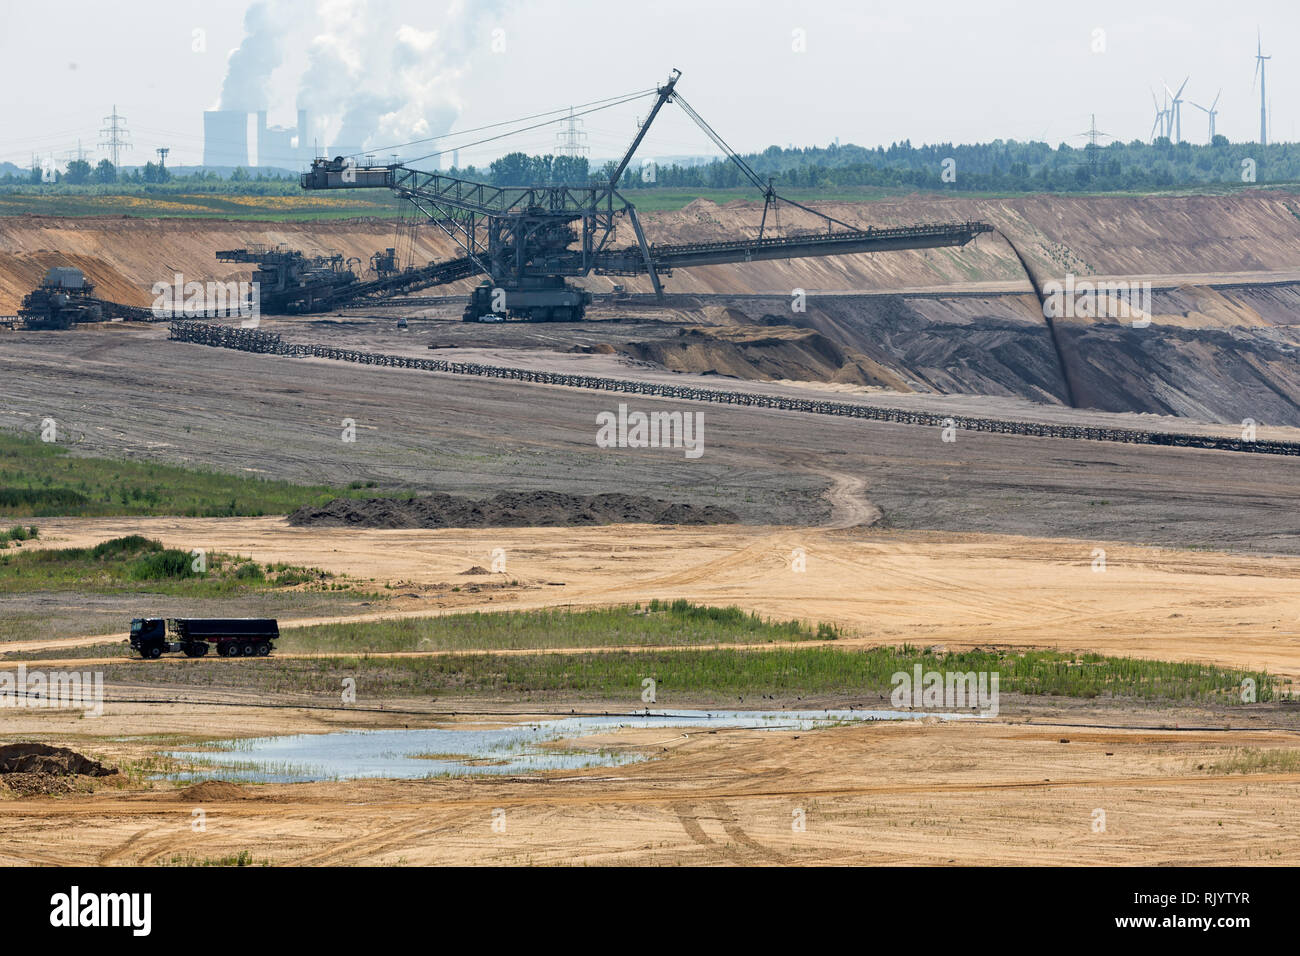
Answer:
(64, 159, 92, 184)
(488, 151, 533, 186)
(94, 159, 116, 183)
(550, 155, 589, 184)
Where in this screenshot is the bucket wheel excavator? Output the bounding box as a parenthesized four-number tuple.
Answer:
(298, 69, 992, 321)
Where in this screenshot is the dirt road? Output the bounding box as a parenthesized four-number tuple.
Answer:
(16, 518, 1300, 679)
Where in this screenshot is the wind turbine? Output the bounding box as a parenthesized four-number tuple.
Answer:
(1154, 89, 1175, 141)
(1253, 28, 1271, 145)
(1191, 89, 1221, 142)
(1150, 88, 1172, 142)
(1164, 77, 1189, 143)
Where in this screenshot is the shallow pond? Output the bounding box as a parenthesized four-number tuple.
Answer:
(163, 708, 971, 783)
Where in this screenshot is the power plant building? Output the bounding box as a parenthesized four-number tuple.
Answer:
(202, 110, 252, 168)
(203, 109, 310, 170)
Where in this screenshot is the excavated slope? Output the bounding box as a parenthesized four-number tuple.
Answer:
(648, 289, 1300, 423)
(5, 192, 1300, 310)
(4, 193, 1300, 422)
(618, 324, 911, 389)
(0, 216, 467, 312)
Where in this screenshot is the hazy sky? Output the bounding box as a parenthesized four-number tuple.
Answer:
(1, 0, 1296, 170)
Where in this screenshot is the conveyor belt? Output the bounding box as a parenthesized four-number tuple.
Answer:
(167, 321, 1300, 457)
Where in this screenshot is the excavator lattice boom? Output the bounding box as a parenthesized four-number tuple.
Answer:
(294, 70, 992, 321)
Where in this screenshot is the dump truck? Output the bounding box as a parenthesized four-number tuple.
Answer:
(129, 618, 280, 659)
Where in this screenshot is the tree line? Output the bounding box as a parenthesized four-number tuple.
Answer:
(450, 139, 1300, 192)
(609, 137, 1300, 192)
(7, 136, 1300, 194)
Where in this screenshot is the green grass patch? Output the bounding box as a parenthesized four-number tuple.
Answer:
(95, 643, 1279, 706)
(0, 524, 38, 548)
(0, 489, 87, 510)
(0, 191, 397, 221)
(0, 430, 399, 518)
(157, 850, 269, 867)
(0, 185, 911, 219)
(1206, 748, 1300, 774)
(280, 599, 836, 653)
(0, 183, 1213, 223)
(0, 535, 335, 596)
(113, 753, 188, 786)
(1, 642, 126, 660)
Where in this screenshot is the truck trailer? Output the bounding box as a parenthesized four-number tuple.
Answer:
(129, 618, 280, 659)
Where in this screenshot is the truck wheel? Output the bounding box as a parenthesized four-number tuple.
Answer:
(147, 645, 162, 659)
(256, 642, 270, 656)
(242, 643, 256, 656)
(217, 643, 230, 657)
(193, 643, 208, 657)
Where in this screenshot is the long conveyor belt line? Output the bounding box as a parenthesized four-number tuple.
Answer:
(91, 298, 167, 322)
(167, 321, 1300, 457)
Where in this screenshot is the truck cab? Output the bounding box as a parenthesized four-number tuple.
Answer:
(129, 618, 167, 658)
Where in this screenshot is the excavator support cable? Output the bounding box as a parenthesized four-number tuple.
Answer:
(671, 93, 769, 194)
(671, 93, 864, 236)
(403, 89, 658, 167)
(347, 87, 659, 164)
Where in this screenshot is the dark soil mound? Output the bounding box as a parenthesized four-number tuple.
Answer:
(0, 743, 115, 777)
(2, 773, 77, 796)
(288, 492, 739, 529)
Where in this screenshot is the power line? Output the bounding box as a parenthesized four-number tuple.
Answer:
(363, 88, 656, 165)
(403, 89, 655, 167)
(555, 107, 589, 158)
(98, 104, 132, 169)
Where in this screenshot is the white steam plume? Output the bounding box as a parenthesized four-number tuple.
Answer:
(217, 0, 513, 160)
(219, 1, 292, 111)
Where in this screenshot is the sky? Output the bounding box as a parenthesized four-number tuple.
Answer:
(0, 0, 1296, 171)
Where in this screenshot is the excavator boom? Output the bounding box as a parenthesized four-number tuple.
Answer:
(294, 70, 992, 321)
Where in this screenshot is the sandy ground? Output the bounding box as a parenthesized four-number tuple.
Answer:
(2, 699, 1298, 866)
(4, 476, 1296, 869)
(14, 519, 1300, 681)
